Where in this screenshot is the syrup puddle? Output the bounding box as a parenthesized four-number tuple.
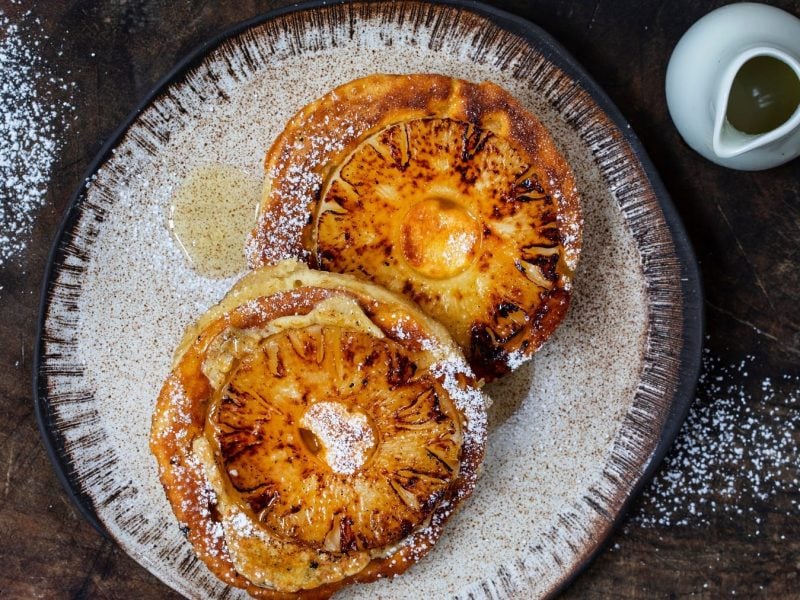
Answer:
(168, 164, 261, 279)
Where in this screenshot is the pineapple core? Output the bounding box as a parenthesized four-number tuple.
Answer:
(300, 401, 376, 474)
(400, 197, 482, 279)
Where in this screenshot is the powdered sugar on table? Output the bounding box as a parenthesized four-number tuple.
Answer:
(0, 11, 74, 273)
(635, 337, 800, 529)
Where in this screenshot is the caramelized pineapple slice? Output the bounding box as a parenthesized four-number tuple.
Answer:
(210, 325, 461, 553)
(315, 117, 574, 379)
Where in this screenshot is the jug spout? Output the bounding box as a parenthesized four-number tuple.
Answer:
(712, 46, 800, 160)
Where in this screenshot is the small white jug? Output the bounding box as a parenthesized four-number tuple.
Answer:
(666, 2, 800, 170)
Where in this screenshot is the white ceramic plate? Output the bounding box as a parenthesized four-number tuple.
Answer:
(35, 2, 702, 598)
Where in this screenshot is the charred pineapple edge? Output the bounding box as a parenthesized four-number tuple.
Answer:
(150, 261, 488, 599)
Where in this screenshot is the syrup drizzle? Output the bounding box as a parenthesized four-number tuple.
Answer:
(168, 164, 261, 278)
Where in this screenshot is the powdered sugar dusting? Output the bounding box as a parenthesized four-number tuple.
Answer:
(184, 453, 225, 557)
(227, 508, 259, 539)
(301, 402, 375, 475)
(0, 11, 74, 270)
(246, 127, 354, 267)
(431, 358, 488, 456)
(635, 340, 800, 528)
(503, 347, 530, 372)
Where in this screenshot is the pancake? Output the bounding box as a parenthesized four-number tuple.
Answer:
(246, 74, 582, 380)
(150, 260, 487, 598)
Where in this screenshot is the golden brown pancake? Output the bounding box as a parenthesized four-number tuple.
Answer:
(247, 74, 582, 380)
(150, 261, 487, 598)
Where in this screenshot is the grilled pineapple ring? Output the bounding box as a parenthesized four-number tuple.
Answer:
(247, 74, 582, 380)
(150, 261, 487, 598)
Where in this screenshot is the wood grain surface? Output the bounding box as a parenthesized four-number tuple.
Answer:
(1, 1, 798, 598)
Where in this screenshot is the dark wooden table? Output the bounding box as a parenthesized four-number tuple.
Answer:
(2, 1, 799, 597)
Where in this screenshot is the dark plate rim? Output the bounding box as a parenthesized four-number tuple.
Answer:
(33, 0, 704, 596)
